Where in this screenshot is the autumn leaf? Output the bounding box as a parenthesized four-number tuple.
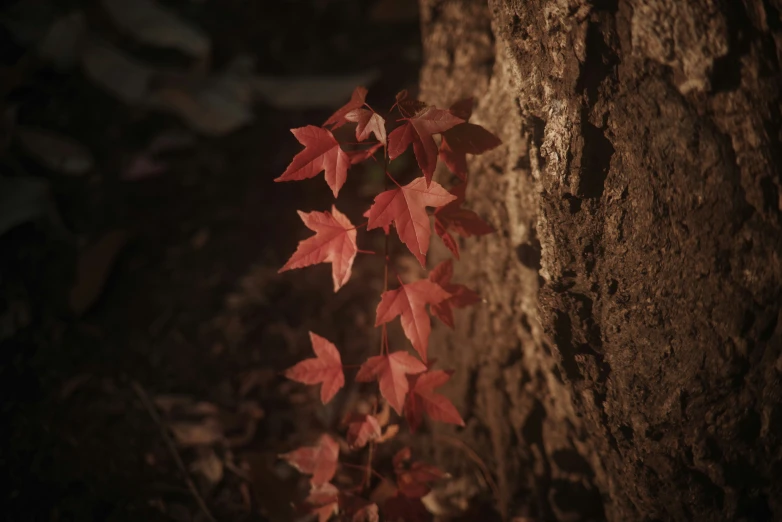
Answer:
(394, 90, 427, 118)
(438, 98, 501, 180)
(375, 278, 450, 362)
(284, 332, 345, 404)
(347, 142, 383, 164)
(352, 503, 379, 522)
(388, 108, 463, 184)
(434, 183, 494, 259)
(428, 259, 481, 328)
(279, 206, 357, 292)
(355, 352, 427, 415)
(324, 86, 368, 129)
(279, 433, 339, 485)
(392, 447, 447, 498)
(405, 369, 465, 432)
(346, 414, 381, 449)
(275, 126, 351, 197)
(345, 108, 387, 146)
(306, 483, 339, 522)
(366, 177, 456, 265)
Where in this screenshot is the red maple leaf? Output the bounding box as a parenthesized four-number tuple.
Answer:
(275, 126, 351, 197)
(355, 352, 427, 414)
(439, 98, 502, 180)
(375, 278, 451, 362)
(394, 90, 427, 118)
(346, 414, 381, 449)
(279, 205, 358, 292)
(280, 434, 339, 486)
(347, 142, 383, 164)
(305, 483, 339, 522)
(345, 109, 387, 146)
(366, 177, 456, 266)
(324, 86, 368, 129)
(284, 332, 345, 404)
(392, 447, 447, 498)
(352, 503, 379, 522)
(405, 369, 465, 432)
(428, 259, 481, 328)
(388, 108, 463, 184)
(384, 494, 433, 522)
(434, 183, 494, 259)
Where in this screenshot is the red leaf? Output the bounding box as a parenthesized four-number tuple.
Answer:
(434, 184, 494, 257)
(439, 99, 502, 180)
(324, 86, 368, 129)
(394, 90, 427, 118)
(345, 109, 387, 146)
(347, 143, 383, 164)
(434, 219, 459, 259)
(428, 259, 481, 328)
(384, 495, 433, 522)
(306, 483, 339, 522)
(355, 352, 427, 415)
(279, 206, 358, 292)
(275, 126, 351, 197)
(405, 369, 465, 432)
(392, 448, 446, 498)
(388, 108, 463, 184)
(280, 434, 339, 486)
(284, 332, 345, 404)
(448, 97, 474, 120)
(366, 177, 456, 265)
(375, 278, 451, 362)
(352, 503, 379, 522)
(346, 414, 381, 449)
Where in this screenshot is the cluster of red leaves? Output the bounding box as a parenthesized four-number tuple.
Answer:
(276, 87, 500, 521)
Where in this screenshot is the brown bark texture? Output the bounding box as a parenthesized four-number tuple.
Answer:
(418, 0, 782, 521)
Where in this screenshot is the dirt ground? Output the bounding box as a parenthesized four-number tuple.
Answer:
(0, 1, 429, 520)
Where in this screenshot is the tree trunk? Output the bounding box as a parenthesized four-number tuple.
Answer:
(419, 1, 782, 520)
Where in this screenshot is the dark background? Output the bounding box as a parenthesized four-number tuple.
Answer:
(0, 0, 424, 520)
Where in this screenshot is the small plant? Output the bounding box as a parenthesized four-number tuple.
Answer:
(275, 87, 500, 521)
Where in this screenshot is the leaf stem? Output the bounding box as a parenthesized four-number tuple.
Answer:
(385, 170, 403, 189)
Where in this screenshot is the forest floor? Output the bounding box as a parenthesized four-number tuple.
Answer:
(0, 1, 439, 520)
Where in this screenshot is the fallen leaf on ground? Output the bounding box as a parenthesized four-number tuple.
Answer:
(81, 39, 155, 104)
(169, 417, 223, 447)
(69, 230, 129, 316)
(254, 76, 378, 111)
(102, 0, 210, 59)
(37, 11, 86, 69)
(17, 127, 93, 175)
(0, 176, 66, 239)
(190, 447, 223, 486)
(305, 483, 339, 522)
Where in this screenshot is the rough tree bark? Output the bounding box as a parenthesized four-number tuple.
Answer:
(419, 1, 782, 521)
